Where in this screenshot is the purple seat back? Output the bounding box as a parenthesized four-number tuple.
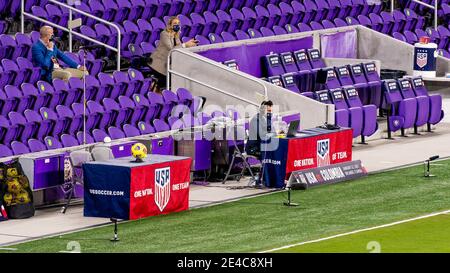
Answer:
(307, 49, 326, 69)
(335, 66, 354, 86)
(28, 139, 47, 152)
(281, 73, 299, 93)
(264, 53, 285, 76)
(280, 52, 298, 73)
(11, 141, 30, 155)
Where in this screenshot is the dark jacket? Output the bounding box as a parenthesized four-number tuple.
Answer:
(246, 113, 272, 158)
(31, 40, 78, 82)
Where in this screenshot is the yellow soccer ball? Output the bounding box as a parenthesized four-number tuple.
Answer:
(3, 193, 13, 205)
(7, 178, 22, 194)
(131, 143, 147, 160)
(15, 191, 31, 204)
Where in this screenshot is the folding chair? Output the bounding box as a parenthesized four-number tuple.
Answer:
(222, 129, 262, 186)
(61, 149, 93, 213)
(91, 145, 115, 161)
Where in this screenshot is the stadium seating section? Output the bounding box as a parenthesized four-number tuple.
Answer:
(1, 0, 448, 59)
(0, 0, 447, 157)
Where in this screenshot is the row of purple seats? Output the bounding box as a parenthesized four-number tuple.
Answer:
(0, 31, 106, 76)
(382, 76, 444, 137)
(393, 25, 450, 52)
(315, 86, 378, 142)
(0, 58, 40, 89)
(0, 85, 204, 148)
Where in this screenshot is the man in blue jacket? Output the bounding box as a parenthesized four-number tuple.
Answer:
(32, 26, 87, 82)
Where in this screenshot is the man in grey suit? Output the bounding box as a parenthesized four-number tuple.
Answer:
(149, 16, 198, 92)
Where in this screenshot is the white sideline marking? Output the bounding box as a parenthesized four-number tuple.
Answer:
(259, 209, 450, 253)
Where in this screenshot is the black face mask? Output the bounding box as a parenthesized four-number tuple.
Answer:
(172, 25, 180, 32)
(49, 35, 55, 42)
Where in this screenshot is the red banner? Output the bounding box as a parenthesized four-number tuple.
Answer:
(129, 158, 191, 220)
(285, 129, 353, 174)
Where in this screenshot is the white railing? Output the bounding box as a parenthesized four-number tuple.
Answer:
(391, 0, 438, 30)
(21, 0, 121, 71)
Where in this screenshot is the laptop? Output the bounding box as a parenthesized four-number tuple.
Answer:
(286, 120, 300, 137)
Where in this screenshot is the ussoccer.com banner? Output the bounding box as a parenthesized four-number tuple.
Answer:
(83, 156, 192, 220)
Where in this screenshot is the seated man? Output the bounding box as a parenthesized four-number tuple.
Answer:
(32, 26, 87, 82)
(246, 100, 273, 159)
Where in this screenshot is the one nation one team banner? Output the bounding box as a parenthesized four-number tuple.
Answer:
(83, 155, 192, 220)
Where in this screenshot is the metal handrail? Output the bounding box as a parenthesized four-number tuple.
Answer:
(21, 0, 121, 71)
(167, 48, 268, 99)
(391, 0, 438, 30)
(169, 69, 260, 107)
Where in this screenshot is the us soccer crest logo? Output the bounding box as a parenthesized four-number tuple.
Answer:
(155, 167, 171, 212)
(416, 52, 427, 68)
(317, 139, 330, 167)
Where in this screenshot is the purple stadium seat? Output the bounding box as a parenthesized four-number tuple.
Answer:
(255, 5, 273, 29)
(61, 134, 80, 147)
(315, 89, 350, 128)
(357, 14, 373, 29)
(0, 34, 18, 60)
(56, 105, 80, 135)
(392, 10, 407, 34)
(322, 20, 336, 29)
(147, 91, 165, 120)
(307, 49, 326, 69)
(393, 32, 407, 42)
(273, 25, 287, 35)
(410, 77, 444, 126)
(362, 62, 383, 108)
(329, 88, 363, 138)
(298, 22, 312, 32)
(267, 76, 283, 88)
(92, 129, 110, 143)
(119, 96, 140, 125)
(53, 79, 81, 106)
(113, 71, 132, 97)
(235, 29, 250, 40)
(345, 16, 359, 26)
(203, 11, 219, 35)
(404, 8, 423, 31)
(16, 57, 40, 85)
(314, 0, 330, 21)
(138, 121, 155, 135)
(208, 33, 224, 44)
(343, 86, 378, 139)
(279, 52, 298, 73)
(9, 111, 36, 143)
(28, 139, 47, 152)
(44, 136, 62, 150)
(5, 85, 31, 114)
(123, 124, 141, 137)
(216, 10, 232, 34)
(2, 59, 24, 87)
(160, 90, 179, 121)
(11, 141, 31, 155)
(310, 21, 324, 30)
(128, 0, 145, 22)
(230, 8, 245, 33)
(40, 107, 65, 137)
(279, 2, 294, 25)
(21, 83, 49, 111)
(247, 28, 263, 38)
(322, 68, 341, 90)
(0, 144, 13, 157)
(293, 49, 316, 92)
(397, 78, 429, 129)
(260, 27, 275, 37)
(280, 73, 300, 93)
(380, 11, 395, 34)
(368, 13, 384, 32)
(290, 1, 306, 24)
(302, 0, 318, 23)
(382, 80, 416, 136)
(347, 64, 370, 105)
(267, 4, 283, 27)
(153, 119, 170, 132)
(77, 131, 94, 144)
(404, 30, 418, 44)
(264, 53, 285, 77)
(221, 31, 236, 42)
(108, 126, 126, 140)
(334, 18, 348, 28)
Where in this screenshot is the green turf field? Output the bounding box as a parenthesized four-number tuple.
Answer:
(2, 159, 450, 253)
(274, 214, 450, 253)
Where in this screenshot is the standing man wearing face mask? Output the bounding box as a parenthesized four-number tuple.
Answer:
(32, 26, 87, 83)
(149, 16, 198, 92)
